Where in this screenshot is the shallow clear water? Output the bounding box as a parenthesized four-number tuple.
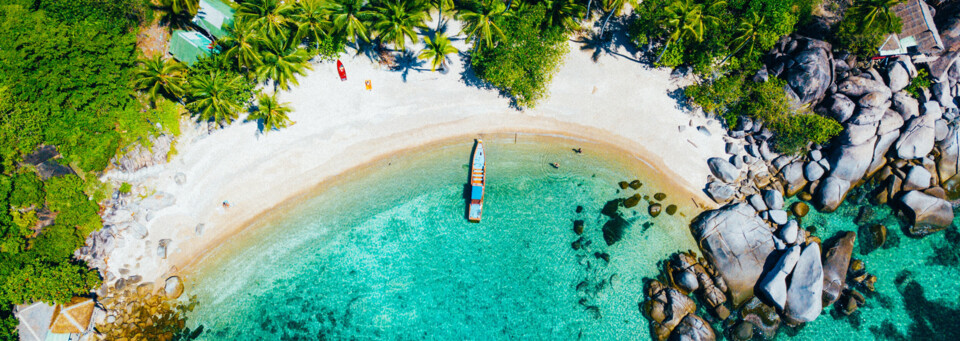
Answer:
(787, 185, 960, 340)
(185, 136, 701, 340)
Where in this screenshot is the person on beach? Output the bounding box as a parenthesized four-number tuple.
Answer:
(222, 200, 231, 208)
(574, 148, 582, 154)
(551, 162, 560, 169)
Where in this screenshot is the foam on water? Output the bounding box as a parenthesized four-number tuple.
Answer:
(185, 136, 700, 340)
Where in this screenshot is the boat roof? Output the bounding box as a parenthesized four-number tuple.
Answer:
(471, 186, 483, 200)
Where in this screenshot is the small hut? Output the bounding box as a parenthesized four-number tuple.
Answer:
(49, 297, 96, 335)
(193, 0, 235, 39)
(878, 0, 944, 57)
(169, 30, 217, 65)
(15, 298, 97, 341)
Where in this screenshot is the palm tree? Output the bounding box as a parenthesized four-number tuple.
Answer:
(419, 33, 458, 71)
(599, 0, 637, 36)
(255, 33, 314, 91)
(655, 0, 725, 63)
(220, 18, 264, 72)
(847, 0, 904, 32)
(543, 0, 585, 32)
(249, 93, 294, 132)
(291, 0, 333, 48)
(430, 0, 454, 32)
(719, 12, 763, 66)
(133, 55, 187, 104)
(236, 0, 296, 39)
(369, 0, 431, 51)
(160, 0, 200, 16)
(457, 0, 509, 52)
(186, 71, 245, 126)
(325, 0, 373, 44)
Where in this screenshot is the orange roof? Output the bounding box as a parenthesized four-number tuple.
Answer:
(49, 297, 95, 334)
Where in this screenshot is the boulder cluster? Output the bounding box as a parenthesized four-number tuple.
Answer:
(641, 251, 726, 341)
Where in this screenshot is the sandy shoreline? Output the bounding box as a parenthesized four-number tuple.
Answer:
(99, 36, 728, 284)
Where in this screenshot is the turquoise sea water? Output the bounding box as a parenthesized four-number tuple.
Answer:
(185, 136, 701, 340)
(183, 135, 960, 340)
(788, 185, 960, 340)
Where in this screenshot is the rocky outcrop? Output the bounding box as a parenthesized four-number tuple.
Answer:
(669, 314, 716, 341)
(821, 232, 855, 307)
(757, 245, 801, 311)
(895, 102, 941, 159)
(708, 157, 740, 183)
(783, 243, 823, 324)
(768, 36, 834, 105)
(643, 281, 710, 341)
(690, 204, 775, 305)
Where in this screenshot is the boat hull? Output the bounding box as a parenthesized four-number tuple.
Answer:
(468, 140, 485, 222)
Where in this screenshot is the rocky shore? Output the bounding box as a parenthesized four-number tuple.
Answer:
(641, 33, 959, 340)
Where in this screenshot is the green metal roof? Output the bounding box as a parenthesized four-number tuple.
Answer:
(169, 30, 215, 65)
(193, 0, 235, 39)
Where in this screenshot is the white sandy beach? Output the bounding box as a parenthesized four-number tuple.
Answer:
(100, 28, 730, 283)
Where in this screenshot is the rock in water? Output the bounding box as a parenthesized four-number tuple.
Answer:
(861, 224, 887, 254)
(164, 276, 184, 299)
(669, 314, 716, 341)
(783, 243, 824, 324)
(624, 194, 642, 208)
(706, 182, 737, 204)
(649, 203, 663, 217)
(655, 192, 667, 201)
(898, 190, 954, 236)
(691, 203, 775, 305)
(821, 232, 855, 307)
(708, 157, 740, 183)
(791, 202, 809, 217)
(619, 181, 629, 189)
(666, 205, 678, 215)
(758, 245, 802, 311)
(573, 220, 584, 235)
(741, 297, 781, 337)
(630, 180, 642, 189)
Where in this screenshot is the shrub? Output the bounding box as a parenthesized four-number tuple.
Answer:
(905, 68, 932, 99)
(10, 171, 44, 208)
(119, 182, 132, 194)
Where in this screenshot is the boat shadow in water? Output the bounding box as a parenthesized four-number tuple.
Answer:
(462, 183, 472, 221)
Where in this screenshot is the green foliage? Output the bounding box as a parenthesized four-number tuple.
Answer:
(457, 0, 509, 52)
(44, 174, 102, 238)
(905, 68, 932, 99)
(687, 77, 842, 154)
(10, 172, 44, 209)
(634, 0, 820, 74)
(119, 183, 133, 194)
(471, 4, 568, 108)
(369, 0, 431, 51)
(419, 33, 459, 71)
(0, 256, 101, 307)
(249, 93, 294, 132)
(835, 0, 903, 59)
(186, 69, 249, 125)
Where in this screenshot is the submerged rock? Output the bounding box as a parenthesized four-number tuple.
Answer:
(822, 232, 855, 307)
(741, 297, 781, 338)
(649, 203, 663, 217)
(669, 314, 716, 341)
(898, 190, 954, 236)
(691, 204, 775, 305)
(630, 180, 643, 189)
(666, 205, 678, 215)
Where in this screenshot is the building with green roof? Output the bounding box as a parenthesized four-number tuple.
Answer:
(169, 30, 216, 65)
(193, 0, 235, 39)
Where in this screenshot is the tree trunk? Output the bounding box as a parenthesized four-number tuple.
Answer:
(585, 0, 594, 20)
(436, 5, 443, 33)
(504, 0, 513, 13)
(655, 40, 671, 64)
(600, 9, 615, 37)
(718, 38, 751, 67)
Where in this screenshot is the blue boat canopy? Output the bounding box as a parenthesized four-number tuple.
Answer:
(471, 186, 483, 200)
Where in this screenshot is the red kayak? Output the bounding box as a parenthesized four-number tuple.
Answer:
(337, 60, 347, 81)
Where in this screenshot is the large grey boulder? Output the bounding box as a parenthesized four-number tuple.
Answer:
(779, 38, 834, 105)
(691, 203, 776, 306)
(804, 161, 825, 181)
(896, 113, 939, 160)
(748, 194, 767, 212)
(878, 109, 905, 135)
(898, 191, 955, 236)
(768, 209, 789, 225)
(937, 122, 960, 184)
(868, 130, 900, 176)
(891, 92, 920, 121)
(763, 189, 784, 210)
(903, 166, 932, 191)
(886, 61, 910, 92)
(837, 76, 890, 98)
(757, 245, 802, 311)
(814, 176, 851, 212)
(822, 232, 855, 307)
(783, 243, 824, 324)
(826, 93, 856, 123)
(706, 181, 737, 204)
(829, 137, 877, 182)
(780, 162, 808, 197)
(708, 157, 740, 183)
(838, 122, 880, 146)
